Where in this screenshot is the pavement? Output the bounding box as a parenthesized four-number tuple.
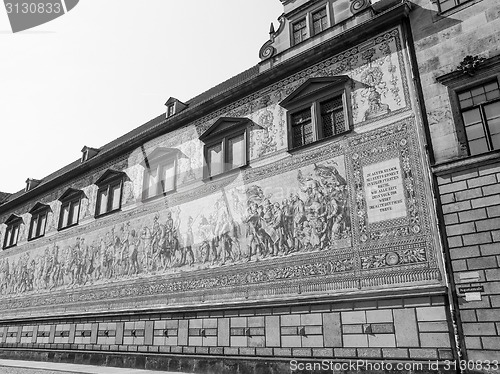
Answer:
(0, 359, 188, 374)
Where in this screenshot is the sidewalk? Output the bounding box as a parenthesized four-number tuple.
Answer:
(0, 359, 188, 374)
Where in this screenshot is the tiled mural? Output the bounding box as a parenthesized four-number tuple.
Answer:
(0, 28, 441, 319)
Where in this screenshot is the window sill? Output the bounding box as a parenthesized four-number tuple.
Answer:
(203, 165, 248, 183)
(432, 149, 500, 175)
(435, 0, 482, 18)
(27, 234, 45, 242)
(142, 190, 176, 203)
(288, 131, 351, 154)
(58, 222, 79, 232)
(95, 208, 121, 219)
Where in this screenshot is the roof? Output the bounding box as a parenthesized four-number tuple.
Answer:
(0, 0, 409, 210)
(0, 192, 11, 205)
(0, 64, 260, 207)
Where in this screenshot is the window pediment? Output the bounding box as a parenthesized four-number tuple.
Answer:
(58, 188, 85, 202)
(199, 117, 252, 142)
(140, 147, 185, 168)
(94, 169, 126, 186)
(28, 202, 50, 214)
(4, 214, 23, 225)
(280, 76, 350, 108)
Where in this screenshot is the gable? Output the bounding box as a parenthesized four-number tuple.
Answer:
(280, 76, 350, 108)
(4, 214, 23, 225)
(200, 117, 251, 142)
(58, 188, 84, 202)
(94, 169, 126, 186)
(28, 202, 50, 214)
(140, 147, 185, 168)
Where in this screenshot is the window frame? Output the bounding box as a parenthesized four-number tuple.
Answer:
(436, 0, 474, 14)
(94, 170, 125, 218)
(141, 149, 179, 201)
(291, 16, 309, 46)
(311, 5, 329, 36)
(199, 118, 251, 180)
(280, 76, 352, 151)
(58, 189, 83, 231)
(2, 215, 22, 250)
(28, 204, 49, 241)
(436, 56, 500, 160)
(166, 103, 175, 118)
(456, 80, 500, 156)
(290, 2, 331, 46)
(204, 129, 248, 179)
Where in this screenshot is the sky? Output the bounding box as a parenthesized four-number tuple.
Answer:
(0, 0, 284, 193)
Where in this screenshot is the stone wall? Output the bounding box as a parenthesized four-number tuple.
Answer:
(410, 0, 500, 163)
(436, 161, 500, 361)
(0, 295, 454, 362)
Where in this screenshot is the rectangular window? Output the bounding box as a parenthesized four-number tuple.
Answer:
(97, 188, 108, 216)
(437, 0, 472, 12)
(96, 180, 122, 216)
(227, 134, 245, 170)
(160, 160, 176, 193)
(312, 8, 328, 35)
(291, 108, 314, 148)
(142, 152, 178, 201)
(59, 198, 81, 230)
(320, 96, 345, 138)
(281, 77, 351, 151)
(29, 210, 47, 240)
(110, 183, 121, 211)
(144, 168, 158, 199)
(207, 143, 223, 177)
(3, 222, 20, 249)
(200, 117, 249, 179)
(167, 104, 175, 117)
(292, 18, 307, 45)
(458, 80, 500, 156)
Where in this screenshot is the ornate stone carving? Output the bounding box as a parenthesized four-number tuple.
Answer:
(457, 55, 486, 76)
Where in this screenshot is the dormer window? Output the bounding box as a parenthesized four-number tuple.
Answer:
(165, 97, 187, 118)
(94, 170, 125, 217)
(25, 178, 41, 192)
(141, 148, 183, 200)
(58, 188, 84, 230)
(2, 214, 22, 249)
(280, 76, 352, 150)
(81, 146, 100, 163)
(28, 203, 50, 241)
(167, 104, 175, 117)
(200, 117, 252, 179)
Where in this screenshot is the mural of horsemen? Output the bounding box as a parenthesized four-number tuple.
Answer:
(0, 158, 351, 297)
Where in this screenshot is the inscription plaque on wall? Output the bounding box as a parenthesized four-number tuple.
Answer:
(363, 158, 406, 223)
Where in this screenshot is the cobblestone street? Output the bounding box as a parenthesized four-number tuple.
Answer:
(0, 368, 76, 374)
(0, 360, 184, 374)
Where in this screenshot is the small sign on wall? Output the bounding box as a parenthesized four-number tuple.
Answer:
(458, 285, 484, 294)
(458, 285, 484, 302)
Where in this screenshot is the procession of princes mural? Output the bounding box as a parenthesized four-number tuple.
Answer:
(0, 160, 351, 297)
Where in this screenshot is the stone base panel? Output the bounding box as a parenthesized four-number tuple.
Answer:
(0, 295, 455, 362)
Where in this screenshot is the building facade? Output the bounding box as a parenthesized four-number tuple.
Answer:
(409, 0, 500, 364)
(0, 0, 462, 371)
